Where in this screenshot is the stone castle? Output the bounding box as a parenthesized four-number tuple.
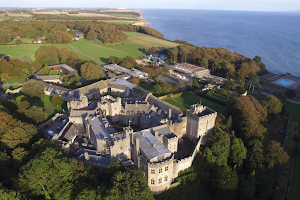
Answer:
(63, 94, 217, 193)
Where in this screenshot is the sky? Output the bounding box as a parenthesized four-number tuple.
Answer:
(2, 0, 300, 12)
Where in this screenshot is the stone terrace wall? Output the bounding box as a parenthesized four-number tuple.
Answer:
(172, 137, 202, 179)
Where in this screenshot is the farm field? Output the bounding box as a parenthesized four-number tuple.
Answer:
(0, 32, 178, 62)
(175, 93, 227, 116)
(0, 43, 88, 60)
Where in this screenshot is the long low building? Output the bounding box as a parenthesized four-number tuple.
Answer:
(170, 63, 210, 78)
(104, 64, 148, 79)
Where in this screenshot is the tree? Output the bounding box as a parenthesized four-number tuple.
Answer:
(106, 167, 154, 200)
(80, 62, 106, 81)
(230, 138, 247, 167)
(192, 78, 199, 89)
(11, 147, 29, 167)
(211, 164, 238, 200)
(51, 95, 64, 108)
(108, 56, 116, 64)
(25, 106, 47, 124)
(205, 131, 231, 165)
(0, 186, 22, 200)
(130, 77, 139, 85)
(222, 81, 231, 90)
(237, 86, 246, 94)
(265, 140, 289, 165)
(262, 95, 282, 115)
(1, 121, 38, 149)
(153, 84, 162, 94)
(199, 58, 209, 68)
(22, 79, 45, 98)
(149, 46, 158, 55)
(247, 72, 259, 92)
(19, 147, 77, 200)
(285, 89, 296, 98)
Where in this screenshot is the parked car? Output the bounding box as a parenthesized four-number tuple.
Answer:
(47, 130, 54, 136)
(56, 127, 62, 131)
(62, 119, 68, 125)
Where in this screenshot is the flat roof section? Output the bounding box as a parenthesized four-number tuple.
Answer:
(87, 117, 111, 140)
(172, 63, 209, 74)
(135, 129, 171, 162)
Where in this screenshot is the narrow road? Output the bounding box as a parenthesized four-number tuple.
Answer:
(0, 83, 23, 88)
(67, 44, 103, 65)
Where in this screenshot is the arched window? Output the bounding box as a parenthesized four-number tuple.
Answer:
(165, 176, 168, 182)
(159, 178, 162, 184)
(151, 178, 155, 185)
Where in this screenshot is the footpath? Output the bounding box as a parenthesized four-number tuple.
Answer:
(67, 44, 103, 65)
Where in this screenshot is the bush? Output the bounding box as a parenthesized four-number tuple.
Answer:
(218, 88, 228, 96)
(237, 86, 246, 94)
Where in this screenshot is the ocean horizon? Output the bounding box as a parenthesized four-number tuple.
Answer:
(141, 9, 300, 77)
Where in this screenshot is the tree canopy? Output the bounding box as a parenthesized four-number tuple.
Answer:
(22, 79, 45, 98)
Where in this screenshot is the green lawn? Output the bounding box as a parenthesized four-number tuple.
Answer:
(247, 90, 267, 101)
(6, 38, 34, 44)
(0, 77, 21, 84)
(0, 32, 177, 62)
(29, 95, 66, 111)
(134, 88, 144, 95)
(164, 99, 189, 111)
(0, 43, 75, 60)
(138, 84, 154, 93)
(0, 86, 21, 92)
(175, 93, 227, 116)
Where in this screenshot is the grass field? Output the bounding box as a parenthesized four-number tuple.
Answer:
(0, 31, 178, 62)
(164, 98, 189, 111)
(6, 38, 34, 44)
(175, 93, 227, 116)
(29, 95, 66, 111)
(0, 77, 22, 84)
(0, 43, 77, 60)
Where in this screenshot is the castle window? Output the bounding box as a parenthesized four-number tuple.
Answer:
(165, 166, 168, 171)
(165, 176, 168, 182)
(159, 178, 162, 184)
(159, 168, 162, 173)
(151, 169, 155, 174)
(151, 178, 155, 185)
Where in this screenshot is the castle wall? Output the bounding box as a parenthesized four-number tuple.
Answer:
(168, 117, 187, 137)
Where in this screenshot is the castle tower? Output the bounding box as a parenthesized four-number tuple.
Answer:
(186, 104, 217, 143)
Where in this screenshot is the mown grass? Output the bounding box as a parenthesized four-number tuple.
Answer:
(29, 95, 66, 111)
(0, 32, 177, 62)
(0, 43, 76, 60)
(175, 93, 227, 116)
(0, 77, 21, 84)
(164, 98, 189, 111)
(6, 38, 34, 44)
(138, 84, 154, 93)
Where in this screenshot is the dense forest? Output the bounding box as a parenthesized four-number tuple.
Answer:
(0, 20, 164, 44)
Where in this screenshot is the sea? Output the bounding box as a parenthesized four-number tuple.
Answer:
(141, 9, 300, 77)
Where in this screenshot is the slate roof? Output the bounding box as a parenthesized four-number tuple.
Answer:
(109, 78, 136, 89)
(75, 80, 108, 97)
(75, 149, 111, 166)
(134, 129, 171, 162)
(62, 123, 78, 141)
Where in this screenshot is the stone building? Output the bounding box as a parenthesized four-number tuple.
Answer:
(63, 94, 217, 194)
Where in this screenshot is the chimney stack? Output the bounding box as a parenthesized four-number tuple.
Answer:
(152, 143, 156, 148)
(168, 108, 172, 119)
